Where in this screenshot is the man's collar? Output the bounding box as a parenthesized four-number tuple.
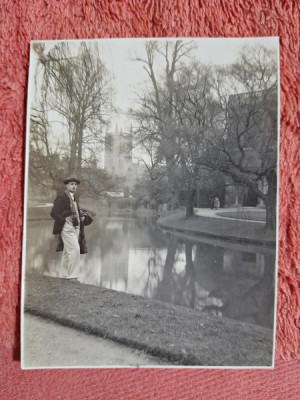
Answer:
(65, 191, 75, 200)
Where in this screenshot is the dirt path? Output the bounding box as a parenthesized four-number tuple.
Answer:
(22, 314, 171, 368)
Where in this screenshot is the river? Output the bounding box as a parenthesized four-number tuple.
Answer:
(25, 212, 275, 329)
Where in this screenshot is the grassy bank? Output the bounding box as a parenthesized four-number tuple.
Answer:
(158, 212, 276, 247)
(24, 273, 273, 367)
(216, 209, 266, 222)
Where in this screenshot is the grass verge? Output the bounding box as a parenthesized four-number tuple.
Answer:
(216, 210, 266, 222)
(158, 212, 275, 247)
(24, 273, 273, 367)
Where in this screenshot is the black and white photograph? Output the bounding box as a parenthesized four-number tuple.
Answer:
(21, 37, 279, 368)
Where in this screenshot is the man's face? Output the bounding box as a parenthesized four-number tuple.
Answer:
(65, 181, 78, 193)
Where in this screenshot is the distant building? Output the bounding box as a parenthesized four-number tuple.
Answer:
(104, 129, 133, 178)
(104, 128, 147, 192)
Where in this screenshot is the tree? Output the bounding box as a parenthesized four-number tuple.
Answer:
(206, 46, 278, 229)
(29, 101, 67, 193)
(178, 46, 278, 228)
(170, 63, 215, 216)
(132, 43, 226, 217)
(131, 40, 195, 208)
(31, 41, 112, 189)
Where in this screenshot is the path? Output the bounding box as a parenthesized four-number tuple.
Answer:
(194, 207, 265, 223)
(22, 314, 171, 368)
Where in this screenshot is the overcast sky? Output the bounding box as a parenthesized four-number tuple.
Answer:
(29, 37, 278, 166)
(31, 37, 278, 133)
(99, 37, 279, 131)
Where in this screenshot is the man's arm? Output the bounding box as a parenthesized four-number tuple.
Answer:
(50, 196, 71, 223)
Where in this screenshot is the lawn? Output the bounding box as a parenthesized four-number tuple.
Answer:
(216, 209, 266, 222)
(158, 211, 275, 246)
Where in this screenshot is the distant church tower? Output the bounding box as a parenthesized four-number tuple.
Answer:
(104, 126, 133, 179)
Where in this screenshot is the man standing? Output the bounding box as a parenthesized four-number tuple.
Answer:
(51, 175, 92, 280)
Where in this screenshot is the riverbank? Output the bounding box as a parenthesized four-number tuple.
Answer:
(157, 210, 276, 247)
(26, 201, 154, 221)
(24, 273, 273, 367)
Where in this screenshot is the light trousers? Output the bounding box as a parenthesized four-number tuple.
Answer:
(60, 222, 80, 279)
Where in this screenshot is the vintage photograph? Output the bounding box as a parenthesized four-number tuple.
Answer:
(21, 37, 279, 368)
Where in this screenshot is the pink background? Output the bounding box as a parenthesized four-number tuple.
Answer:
(1, 1, 299, 398)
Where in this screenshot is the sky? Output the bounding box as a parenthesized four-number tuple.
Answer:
(30, 36, 278, 132)
(28, 37, 278, 165)
(98, 37, 279, 131)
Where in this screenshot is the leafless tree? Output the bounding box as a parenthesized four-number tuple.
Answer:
(171, 46, 277, 227)
(171, 63, 215, 216)
(131, 40, 196, 206)
(31, 41, 112, 182)
(203, 46, 278, 229)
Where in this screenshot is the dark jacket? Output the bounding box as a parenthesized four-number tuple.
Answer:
(50, 192, 93, 254)
(51, 192, 75, 235)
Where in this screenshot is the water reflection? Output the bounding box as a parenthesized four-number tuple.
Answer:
(26, 215, 275, 328)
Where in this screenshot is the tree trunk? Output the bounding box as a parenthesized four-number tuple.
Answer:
(185, 188, 196, 218)
(69, 136, 77, 173)
(265, 170, 277, 230)
(77, 119, 84, 174)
